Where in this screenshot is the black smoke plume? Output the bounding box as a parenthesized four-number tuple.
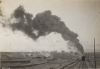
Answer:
(0, 0, 2, 16)
(10, 6, 84, 55)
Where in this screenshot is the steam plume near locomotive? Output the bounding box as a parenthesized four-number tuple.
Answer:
(6, 6, 84, 55)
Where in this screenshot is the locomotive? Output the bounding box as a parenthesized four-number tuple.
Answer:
(82, 56, 85, 61)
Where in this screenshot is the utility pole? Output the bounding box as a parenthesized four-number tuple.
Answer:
(94, 38, 96, 68)
(88, 52, 89, 61)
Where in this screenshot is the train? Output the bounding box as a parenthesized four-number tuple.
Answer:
(82, 56, 85, 61)
(77, 56, 85, 61)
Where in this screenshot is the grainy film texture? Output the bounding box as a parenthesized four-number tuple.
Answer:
(0, 0, 100, 69)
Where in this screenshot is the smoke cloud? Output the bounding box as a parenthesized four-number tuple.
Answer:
(9, 5, 84, 55)
(0, 0, 2, 16)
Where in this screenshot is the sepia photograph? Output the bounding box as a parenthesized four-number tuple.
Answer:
(0, 0, 100, 69)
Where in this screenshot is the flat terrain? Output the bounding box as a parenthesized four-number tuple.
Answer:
(0, 52, 100, 69)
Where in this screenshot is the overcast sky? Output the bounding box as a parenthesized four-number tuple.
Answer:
(0, 0, 100, 52)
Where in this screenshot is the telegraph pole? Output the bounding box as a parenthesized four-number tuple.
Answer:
(88, 52, 89, 61)
(94, 38, 96, 68)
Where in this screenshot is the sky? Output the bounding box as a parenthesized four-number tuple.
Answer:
(0, 0, 100, 52)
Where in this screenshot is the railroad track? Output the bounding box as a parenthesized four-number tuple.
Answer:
(57, 60, 90, 69)
(81, 61, 88, 69)
(64, 61, 79, 69)
(54, 60, 78, 69)
(75, 61, 82, 69)
(88, 60, 94, 68)
(9, 59, 64, 69)
(9, 60, 95, 69)
(73, 61, 88, 69)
